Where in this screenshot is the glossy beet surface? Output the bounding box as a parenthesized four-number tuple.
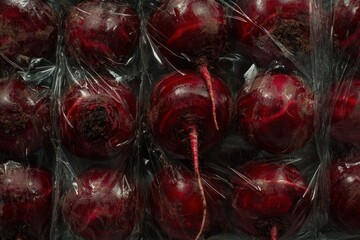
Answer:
(237, 72, 314, 154)
(60, 77, 137, 160)
(334, 0, 360, 59)
(62, 168, 140, 240)
(234, 0, 310, 65)
(0, 79, 50, 157)
(330, 79, 360, 145)
(147, 0, 228, 68)
(0, 161, 52, 239)
(330, 156, 360, 231)
(0, 0, 58, 67)
(231, 162, 310, 239)
(65, 0, 140, 67)
(150, 166, 226, 240)
(148, 70, 233, 157)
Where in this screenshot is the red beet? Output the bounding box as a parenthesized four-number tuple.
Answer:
(330, 78, 360, 145)
(0, 161, 52, 239)
(0, 79, 50, 157)
(60, 76, 137, 160)
(236, 72, 315, 154)
(65, 0, 140, 67)
(231, 161, 310, 239)
(333, 0, 360, 59)
(330, 155, 360, 231)
(148, 0, 229, 128)
(233, 0, 310, 65)
(0, 0, 58, 67)
(150, 166, 226, 240)
(62, 168, 141, 240)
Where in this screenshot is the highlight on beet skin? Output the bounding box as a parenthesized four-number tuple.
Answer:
(65, 0, 141, 68)
(236, 71, 315, 154)
(61, 168, 141, 240)
(0, 0, 58, 67)
(0, 161, 52, 240)
(0, 78, 50, 158)
(231, 161, 311, 240)
(60, 76, 137, 160)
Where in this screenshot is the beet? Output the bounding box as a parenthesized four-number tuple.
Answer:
(150, 166, 226, 240)
(330, 156, 360, 231)
(0, 79, 50, 157)
(0, 161, 52, 239)
(233, 0, 310, 65)
(333, 0, 360, 59)
(236, 72, 315, 154)
(330, 78, 360, 145)
(65, 0, 140, 67)
(231, 161, 310, 239)
(62, 168, 140, 240)
(0, 0, 58, 67)
(60, 77, 137, 160)
(148, 0, 229, 128)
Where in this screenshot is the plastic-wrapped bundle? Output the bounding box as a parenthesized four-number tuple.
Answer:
(52, 0, 143, 239)
(141, 0, 327, 239)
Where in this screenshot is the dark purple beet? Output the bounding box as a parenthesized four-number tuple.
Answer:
(150, 165, 227, 240)
(148, 0, 229, 128)
(330, 155, 360, 232)
(0, 0, 58, 67)
(65, 0, 140, 67)
(62, 168, 141, 240)
(231, 161, 311, 239)
(0, 161, 52, 239)
(0, 79, 50, 157)
(60, 76, 137, 160)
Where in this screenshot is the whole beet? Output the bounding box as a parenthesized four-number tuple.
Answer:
(150, 166, 227, 240)
(0, 161, 52, 240)
(233, 0, 310, 65)
(0, 0, 58, 67)
(62, 168, 141, 240)
(60, 77, 137, 160)
(231, 161, 311, 239)
(65, 0, 140, 67)
(0, 79, 50, 157)
(330, 78, 360, 145)
(236, 72, 315, 154)
(330, 156, 360, 231)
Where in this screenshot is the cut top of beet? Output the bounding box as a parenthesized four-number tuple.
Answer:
(147, 0, 228, 68)
(148, 70, 233, 157)
(0, 79, 50, 157)
(60, 77, 137, 160)
(65, 0, 140, 68)
(0, 0, 58, 67)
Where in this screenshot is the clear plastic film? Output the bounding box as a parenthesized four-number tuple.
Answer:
(140, 0, 329, 239)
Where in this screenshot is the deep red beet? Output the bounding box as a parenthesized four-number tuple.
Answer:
(148, 0, 229, 128)
(62, 168, 141, 240)
(0, 79, 50, 157)
(236, 72, 315, 154)
(148, 70, 232, 239)
(330, 155, 360, 232)
(333, 0, 360, 59)
(231, 161, 311, 239)
(0, 161, 52, 239)
(233, 0, 310, 65)
(0, 0, 58, 67)
(330, 78, 360, 145)
(65, 0, 140, 67)
(60, 76, 137, 160)
(150, 165, 227, 240)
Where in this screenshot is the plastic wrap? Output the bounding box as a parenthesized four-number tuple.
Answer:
(51, 0, 143, 239)
(140, 0, 328, 239)
(0, 0, 58, 239)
